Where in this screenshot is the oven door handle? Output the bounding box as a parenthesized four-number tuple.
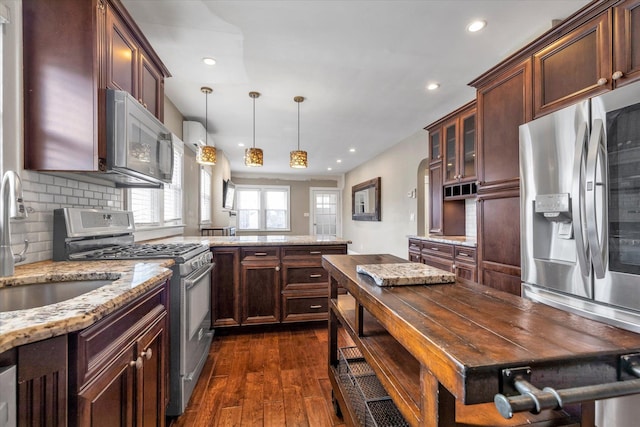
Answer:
(184, 263, 214, 290)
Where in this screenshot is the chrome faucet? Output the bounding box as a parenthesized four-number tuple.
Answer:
(1, 171, 28, 277)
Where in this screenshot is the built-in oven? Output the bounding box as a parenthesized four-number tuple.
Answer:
(174, 258, 214, 414)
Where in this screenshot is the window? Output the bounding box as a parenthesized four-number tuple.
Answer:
(128, 137, 184, 227)
(200, 167, 212, 224)
(236, 185, 290, 231)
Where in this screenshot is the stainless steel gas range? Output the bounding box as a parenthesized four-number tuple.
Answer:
(53, 208, 213, 416)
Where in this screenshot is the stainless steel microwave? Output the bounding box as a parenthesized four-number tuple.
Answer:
(105, 89, 173, 188)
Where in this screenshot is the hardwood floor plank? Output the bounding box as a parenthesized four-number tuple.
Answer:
(304, 396, 334, 427)
(240, 371, 265, 426)
(264, 400, 286, 427)
(216, 405, 242, 427)
(194, 375, 229, 427)
(282, 369, 310, 427)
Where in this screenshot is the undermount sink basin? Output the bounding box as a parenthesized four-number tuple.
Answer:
(0, 279, 113, 312)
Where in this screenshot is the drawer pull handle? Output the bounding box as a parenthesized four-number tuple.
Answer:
(309, 274, 322, 278)
(254, 252, 268, 256)
(431, 247, 439, 251)
(309, 251, 322, 255)
(310, 305, 323, 309)
(141, 348, 153, 360)
(129, 357, 143, 370)
(458, 253, 469, 257)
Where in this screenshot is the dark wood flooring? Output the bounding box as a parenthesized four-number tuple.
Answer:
(169, 324, 348, 427)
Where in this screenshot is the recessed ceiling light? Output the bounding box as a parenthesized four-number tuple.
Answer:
(467, 20, 486, 33)
(426, 83, 440, 91)
(238, 142, 245, 147)
(202, 57, 217, 66)
(327, 167, 332, 171)
(336, 159, 342, 163)
(349, 148, 356, 153)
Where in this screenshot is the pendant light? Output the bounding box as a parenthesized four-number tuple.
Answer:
(244, 91, 263, 167)
(196, 86, 216, 165)
(290, 96, 307, 168)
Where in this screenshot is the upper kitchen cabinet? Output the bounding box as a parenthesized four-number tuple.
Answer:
(442, 102, 477, 186)
(22, 0, 170, 172)
(533, 12, 612, 117)
(533, 0, 640, 117)
(428, 128, 442, 164)
(613, 0, 640, 87)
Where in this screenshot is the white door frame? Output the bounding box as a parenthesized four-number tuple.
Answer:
(309, 187, 342, 237)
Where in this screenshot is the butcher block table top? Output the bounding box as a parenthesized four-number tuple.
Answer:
(323, 254, 640, 426)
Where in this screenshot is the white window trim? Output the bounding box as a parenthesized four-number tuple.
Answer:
(236, 184, 291, 232)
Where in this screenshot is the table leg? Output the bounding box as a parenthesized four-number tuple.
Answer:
(421, 366, 456, 427)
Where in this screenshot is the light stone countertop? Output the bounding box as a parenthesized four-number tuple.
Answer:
(0, 259, 173, 354)
(407, 235, 477, 247)
(150, 234, 352, 247)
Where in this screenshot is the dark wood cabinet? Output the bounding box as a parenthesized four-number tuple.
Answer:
(10, 336, 68, 427)
(212, 244, 347, 327)
(429, 128, 442, 163)
(241, 257, 281, 325)
(443, 105, 476, 185)
(414, 239, 478, 283)
(69, 279, 168, 427)
(428, 161, 444, 234)
(533, 12, 612, 118)
(211, 248, 241, 327)
(613, 0, 640, 87)
(22, 0, 170, 172)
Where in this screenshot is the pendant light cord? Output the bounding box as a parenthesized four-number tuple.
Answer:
(297, 101, 300, 151)
(205, 92, 208, 146)
(252, 96, 256, 149)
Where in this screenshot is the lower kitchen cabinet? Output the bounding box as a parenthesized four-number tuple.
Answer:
(211, 243, 347, 327)
(409, 238, 477, 283)
(69, 279, 169, 427)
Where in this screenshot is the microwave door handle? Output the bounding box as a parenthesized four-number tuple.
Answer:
(585, 119, 608, 279)
(158, 134, 173, 179)
(572, 121, 590, 277)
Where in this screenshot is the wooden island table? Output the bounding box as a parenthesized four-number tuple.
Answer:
(323, 254, 640, 427)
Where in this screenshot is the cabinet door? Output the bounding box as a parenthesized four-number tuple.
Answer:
(613, 0, 640, 87)
(136, 314, 167, 427)
(454, 263, 477, 283)
(212, 248, 241, 327)
(106, 5, 138, 96)
(443, 120, 458, 184)
(17, 336, 67, 427)
(477, 59, 532, 188)
(429, 129, 442, 163)
(533, 12, 611, 117)
(477, 194, 521, 296)
(428, 162, 443, 234)
(77, 347, 136, 427)
(241, 262, 281, 325)
(140, 53, 164, 120)
(459, 109, 476, 182)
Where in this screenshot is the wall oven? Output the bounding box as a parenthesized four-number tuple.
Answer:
(53, 208, 213, 416)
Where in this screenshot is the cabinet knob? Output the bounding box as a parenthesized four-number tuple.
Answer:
(141, 348, 153, 360)
(275, 265, 280, 272)
(597, 77, 608, 86)
(129, 357, 143, 370)
(612, 71, 624, 80)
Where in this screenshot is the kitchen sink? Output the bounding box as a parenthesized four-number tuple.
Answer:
(0, 279, 114, 312)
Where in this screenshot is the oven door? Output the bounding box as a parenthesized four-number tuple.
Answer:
(181, 262, 214, 404)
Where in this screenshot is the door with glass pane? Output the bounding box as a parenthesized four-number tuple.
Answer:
(311, 189, 341, 237)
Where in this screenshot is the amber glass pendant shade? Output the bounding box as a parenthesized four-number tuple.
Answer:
(245, 147, 263, 167)
(196, 145, 216, 165)
(289, 150, 307, 168)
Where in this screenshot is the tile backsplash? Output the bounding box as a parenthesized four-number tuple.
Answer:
(465, 198, 477, 238)
(10, 171, 123, 264)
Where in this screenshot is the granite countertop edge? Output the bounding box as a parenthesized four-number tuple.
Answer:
(407, 235, 477, 247)
(148, 234, 352, 247)
(0, 259, 174, 354)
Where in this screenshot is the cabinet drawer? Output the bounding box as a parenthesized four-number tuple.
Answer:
(454, 246, 477, 264)
(241, 247, 280, 261)
(282, 292, 328, 322)
(283, 265, 328, 290)
(422, 254, 454, 273)
(71, 281, 167, 389)
(281, 245, 346, 259)
(408, 239, 422, 254)
(421, 241, 454, 259)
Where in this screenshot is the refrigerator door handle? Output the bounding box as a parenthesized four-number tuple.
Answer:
(572, 121, 590, 277)
(585, 118, 608, 279)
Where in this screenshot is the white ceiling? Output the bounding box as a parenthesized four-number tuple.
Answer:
(122, 0, 590, 178)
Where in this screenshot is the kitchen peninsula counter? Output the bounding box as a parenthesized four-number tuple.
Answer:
(323, 253, 640, 426)
(408, 234, 476, 247)
(0, 259, 173, 353)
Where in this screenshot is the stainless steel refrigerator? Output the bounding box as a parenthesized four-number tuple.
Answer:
(520, 79, 640, 426)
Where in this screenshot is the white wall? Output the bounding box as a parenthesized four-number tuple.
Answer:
(342, 130, 426, 258)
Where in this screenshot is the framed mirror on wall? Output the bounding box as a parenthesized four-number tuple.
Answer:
(352, 177, 381, 221)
